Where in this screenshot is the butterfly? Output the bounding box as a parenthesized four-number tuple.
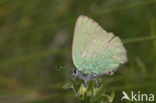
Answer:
(72, 15, 127, 83)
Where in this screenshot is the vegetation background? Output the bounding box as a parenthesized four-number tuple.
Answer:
(0, 0, 156, 103)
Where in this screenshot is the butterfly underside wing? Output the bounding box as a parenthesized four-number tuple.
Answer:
(72, 15, 127, 76)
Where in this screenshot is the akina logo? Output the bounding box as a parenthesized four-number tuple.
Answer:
(121, 91, 155, 102)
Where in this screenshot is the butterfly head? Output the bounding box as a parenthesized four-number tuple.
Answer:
(73, 68, 79, 77)
(72, 68, 98, 84)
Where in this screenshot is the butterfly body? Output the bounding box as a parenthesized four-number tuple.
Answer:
(72, 15, 127, 82)
(73, 69, 97, 83)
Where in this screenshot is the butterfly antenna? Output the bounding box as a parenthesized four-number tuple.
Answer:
(95, 79, 99, 87)
(51, 65, 64, 71)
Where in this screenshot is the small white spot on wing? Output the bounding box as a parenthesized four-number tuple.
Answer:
(93, 39, 96, 43)
(82, 51, 87, 57)
(121, 61, 124, 64)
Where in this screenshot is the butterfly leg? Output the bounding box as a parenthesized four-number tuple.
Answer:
(84, 79, 88, 87)
(94, 78, 99, 87)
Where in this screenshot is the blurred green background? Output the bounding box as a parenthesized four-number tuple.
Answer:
(0, 0, 156, 103)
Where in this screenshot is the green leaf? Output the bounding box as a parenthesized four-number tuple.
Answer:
(108, 91, 115, 103)
(62, 82, 72, 89)
(94, 95, 109, 103)
(83, 92, 91, 103)
(72, 79, 79, 94)
(87, 81, 94, 96)
(77, 84, 86, 99)
(95, 80, 112, 96)
(88, 81, 94, 91)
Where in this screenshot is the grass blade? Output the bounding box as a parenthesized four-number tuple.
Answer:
(95, 80, 112, 97)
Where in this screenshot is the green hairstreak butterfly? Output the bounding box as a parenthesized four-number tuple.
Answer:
(72, 15, 127, 83)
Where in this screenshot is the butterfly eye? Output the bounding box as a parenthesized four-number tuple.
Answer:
(73, 69, 77, 74)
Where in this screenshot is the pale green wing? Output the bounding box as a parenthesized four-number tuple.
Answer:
(72, 15, 127, 75)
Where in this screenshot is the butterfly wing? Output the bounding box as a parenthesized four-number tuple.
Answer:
(72, 15, 127, 75)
